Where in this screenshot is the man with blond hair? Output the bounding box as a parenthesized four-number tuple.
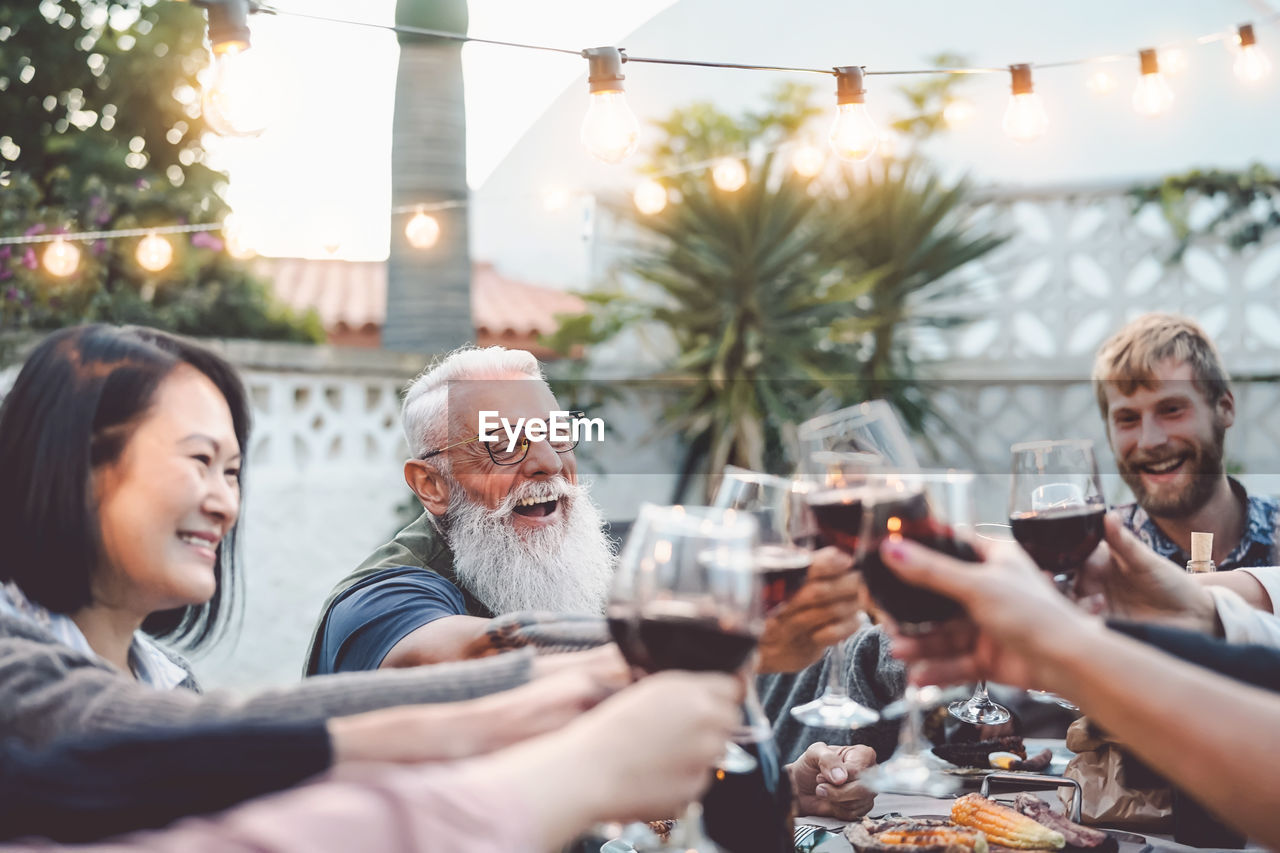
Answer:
(1092, 313, 1278, 604)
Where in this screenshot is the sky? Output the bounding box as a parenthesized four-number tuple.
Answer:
(212, 0, 1280, 267)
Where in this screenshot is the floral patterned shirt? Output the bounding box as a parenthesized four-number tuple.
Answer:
(1115, 478, 1279, 570)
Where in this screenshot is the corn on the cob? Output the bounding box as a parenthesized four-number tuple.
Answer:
(877, 827, 989, 851)
(951, 794, 1065, 850)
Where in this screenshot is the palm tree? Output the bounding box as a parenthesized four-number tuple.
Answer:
(384, 0, 471, 353)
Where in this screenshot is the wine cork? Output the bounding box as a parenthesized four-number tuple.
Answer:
(1190, 532, 1212, 563)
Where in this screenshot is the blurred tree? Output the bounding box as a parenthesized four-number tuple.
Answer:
(545, 72, 1005, 499)
(0, 1, 319, 343)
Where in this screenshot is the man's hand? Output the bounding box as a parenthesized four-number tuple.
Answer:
(1075, 515, 1219, 634)
(757, 547, 863, 674)
(787, 742, 876, 820)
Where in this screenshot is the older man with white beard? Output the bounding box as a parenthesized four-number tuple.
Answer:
(305, 347, 617, 675)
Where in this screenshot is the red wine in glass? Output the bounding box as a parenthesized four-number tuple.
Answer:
(1009, 504, 1105, 579)
(859, 489, 978, 628)
(606, 603, 653, 673)
(636, 602, 759, 674)
(754, 544, 811, 612)
(807, 488, 865, 555)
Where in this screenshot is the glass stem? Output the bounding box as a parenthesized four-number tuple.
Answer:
(972, 680, 991, 705)
(898, 680, 925, 757)
(823, 636, 850, 699)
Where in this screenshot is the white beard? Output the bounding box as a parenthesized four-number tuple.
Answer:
(442, 477, 615, 616)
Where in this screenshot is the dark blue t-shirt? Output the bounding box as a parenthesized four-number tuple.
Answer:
(311, 566, 467, 675)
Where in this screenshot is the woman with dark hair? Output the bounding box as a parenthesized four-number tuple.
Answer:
(0, 324, 603, 745)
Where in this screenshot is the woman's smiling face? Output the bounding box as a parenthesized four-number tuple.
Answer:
(91, 364, 242, 616)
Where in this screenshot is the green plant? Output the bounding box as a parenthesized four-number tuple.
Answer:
(1129, 164, 1280, 262)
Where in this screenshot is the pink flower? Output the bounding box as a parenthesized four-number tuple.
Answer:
(23, 224, 46, 237)
(191, 231, 224, 252)
(21, 248, 37, 270)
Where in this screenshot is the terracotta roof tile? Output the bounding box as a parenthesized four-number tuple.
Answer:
(253, 258, 586, 339)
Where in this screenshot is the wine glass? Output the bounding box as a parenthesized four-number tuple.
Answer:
(789, 452, 883, 729)
(854, 469, 977, 797)
(713, 466, 821, 743)
(1009, 440, 1106, 587)
(797, 399, 921, 469)
(1008, 439, 1106, 711)
(947, 524, 1014, 726)
(619, 504, 762, 852)
(713, 466, 818, 615)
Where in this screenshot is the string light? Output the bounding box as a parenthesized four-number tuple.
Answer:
(1086, 70, 1118, 95)
(1002, 64, 1048, 142)
(543, 188, 571, 212)
(828, 66, 878, 162)
(942, 98, 975, 126)
(197, 1, 270, 138)
(1234, 24, 1272, 83)
(222, 214, 255, 259)
(405, 209, 441, 248)
(790, 143, 825, 178)
(1132, 48, 1174, 117)
(711, 158, 747, 192)
(42, 237, 80, 277)
(632, 179, 668, 215)
(580, 47, 640, 165)
(136, 231, 174, 272)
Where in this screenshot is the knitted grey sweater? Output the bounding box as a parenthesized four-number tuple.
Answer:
(0, 610, 532, 747)
(758, 625, 906, 764)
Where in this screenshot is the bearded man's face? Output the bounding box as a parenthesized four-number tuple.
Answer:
(1104, 359, 1234, 518)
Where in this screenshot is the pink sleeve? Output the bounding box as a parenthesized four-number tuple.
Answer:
(49, 764, 534, 853)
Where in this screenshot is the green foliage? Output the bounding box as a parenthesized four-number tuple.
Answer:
(0, 1, 320, 343)
(545, 79, 1005, 497)
(1129, 164, 1280, 262)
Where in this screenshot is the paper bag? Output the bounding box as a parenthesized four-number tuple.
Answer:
(1061, 716, 1173, 832)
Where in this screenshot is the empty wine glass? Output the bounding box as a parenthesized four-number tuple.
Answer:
(797, 400, 921, 469)
(854, 470, 976, 797)
(789, 452, 883, 730)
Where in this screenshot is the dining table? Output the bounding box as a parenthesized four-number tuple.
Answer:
(799, 737, 1262, 853)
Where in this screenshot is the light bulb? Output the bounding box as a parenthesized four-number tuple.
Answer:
(711, 158, 747, 192)
(1086, 70, 1118, 95)
(790, 143, 825, 178)
(1002, 65, 1047, 142)
(580, 48, 639, 164)
(942, 98, 975, 127)
(632, 179, 667, 215)
(1132, 49, 1174, 117)
(580, 91, 640, 165)
(405, 210, 441, 249)
(1234, 25, 1272, 83)
(202, 45, 270, 138)
(42, 237, 80, 277)
(828, 66, 878, 162)
(136, 231, 173, 272)
(543, 188, 571, 213)
(222, 214, 254, 259)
